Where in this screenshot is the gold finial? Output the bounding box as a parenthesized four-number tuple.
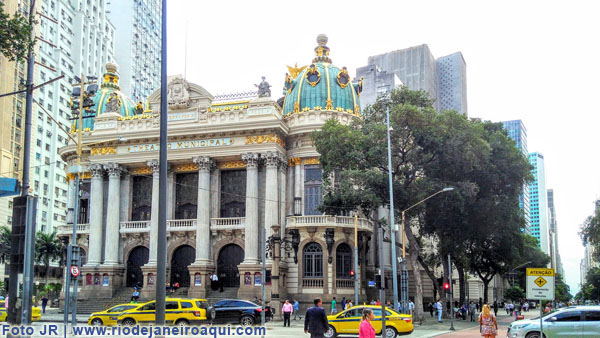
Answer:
(317, 34, 328, 46)
(313, 34, 332, 63)
(106, 62, 118, 74)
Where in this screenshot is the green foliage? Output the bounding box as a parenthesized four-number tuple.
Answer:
(554, 274, 572, 302)
(35, 231, 62, 282)
(580, 201, 600, 261)
(0, 226, 10, 263)
(580, 267, 600, 301)
(0, 3, 34, 61)
(505, 286, 526, 301)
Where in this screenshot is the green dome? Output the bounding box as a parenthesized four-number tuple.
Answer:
(72, 63, 139, 132)
(282, 35, 362, 116)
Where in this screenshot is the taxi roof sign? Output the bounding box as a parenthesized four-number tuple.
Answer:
(526, 268, 555, 276)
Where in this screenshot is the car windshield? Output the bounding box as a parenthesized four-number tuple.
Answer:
(528, 309, 561, 321)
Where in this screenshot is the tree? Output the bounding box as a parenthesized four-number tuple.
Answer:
(554, 274, 572, 303)
(580, 200, 600, 260)
(0, 226, 10, 264)
(580, 267, 600, 301)
(35, 231, 62, 283)
(0, 2, 34, 61)
(505, 286, 525, 301)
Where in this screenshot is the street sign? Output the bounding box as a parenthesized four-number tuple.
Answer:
(526, 268, 554, 300)
(70, 266, 80, 277)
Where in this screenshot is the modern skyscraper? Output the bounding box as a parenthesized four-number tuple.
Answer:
(107, 0, 161, 101)
(362, 44, 468, 114)
(547, 189, 564, 276)
(502, 120, 530, 234)
(529, 152, 550, 256)
(354, 65, 402, 111)
(32, 0, 115, 233)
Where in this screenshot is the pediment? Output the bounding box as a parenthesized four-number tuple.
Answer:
(148, 76, 214, 113)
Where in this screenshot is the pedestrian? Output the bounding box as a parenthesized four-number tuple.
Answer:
(408, 299, 415, 316)
(376, 299, 380, 306)
(493, 301, 498, 317)
(341, 297, 346, 311)
(523, 302, 529, 312)
(435, 299, 443, 323)
(293, 299, 301, 320)
(131, 288, 140, 303)
(210, 272, 218, 291)
(304, 298, 328, 338)
(469, 301, 476, 322)
(346, 299, 353, 310)
(370, 299, 376, 305)
(476, 302, 480, 312)
(331, 297, 337, 314)
(428, 302, 434, 317)
(478, 304, 498, 338)
(41, 295, 49, 314)
(385, 300, 392, 309)
(505, 302, 510, 315)
(359, 308, 376, 338)
(282, 299, 293, 327)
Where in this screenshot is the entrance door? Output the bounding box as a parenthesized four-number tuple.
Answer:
(170, 245, 195, 287)
(126, 246, 149, 287)
(217, 244, 244, 287)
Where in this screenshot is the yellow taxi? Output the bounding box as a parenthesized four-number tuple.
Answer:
(88, 303, 140, 326)
(0, 303, 41, 322)
(117, 298, 211, 326)
(325, 305, 413, 338)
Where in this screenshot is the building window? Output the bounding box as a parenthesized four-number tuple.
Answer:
(303, 242, 323, 278)
(304, 166, 322, 215)
(336, 243, 352, 279)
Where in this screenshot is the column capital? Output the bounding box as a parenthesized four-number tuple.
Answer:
(147, 159, 160, 174)
(193, 156, 215, 172)
(264, 151, 282, 168)
(104, 163, 123, 178)
(242, 152, 261, 169)
(278, 153, 288, 171)
(89, 164, 104, 178)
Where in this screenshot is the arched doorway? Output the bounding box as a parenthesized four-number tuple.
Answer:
(170, 245, 195, 287)
(126, 246, 149, 287)
(217, 244, 244, 287)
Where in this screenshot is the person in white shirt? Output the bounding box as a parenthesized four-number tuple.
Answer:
(210, 272, 219, 290)
(435, 300, 443, 322)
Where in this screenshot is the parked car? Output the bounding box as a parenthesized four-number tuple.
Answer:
(117, 298, 211, 326)
(88, 303, 139, 326)
(325, 305, 413, 338)
(507, 305, 600, 338)
(0, 305, 41, 322)
(208, 299, 273, 326)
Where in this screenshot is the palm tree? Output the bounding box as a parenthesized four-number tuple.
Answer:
(0, 226, 11, 264)
(35, 231, 62, 283)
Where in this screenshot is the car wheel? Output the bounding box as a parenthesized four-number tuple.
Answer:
(526, 333, 545, 338)
(122, 318, 136, 326)
(324, 325, 337, 338)
(208, 307, 216, 321)
(90, 318, 103, 326)
(240, 315, 254, 327)
(175, 319, 189, 326)
(385, 326, 397, 338)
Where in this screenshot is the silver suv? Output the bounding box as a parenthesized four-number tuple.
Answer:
(507, 306, 600, 337)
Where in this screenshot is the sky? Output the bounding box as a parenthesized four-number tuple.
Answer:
(165, 0, 600, 294)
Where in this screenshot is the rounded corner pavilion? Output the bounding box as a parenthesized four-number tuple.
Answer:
(58, 35, 376, 308)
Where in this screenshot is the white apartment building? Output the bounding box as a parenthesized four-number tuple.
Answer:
(32, 0, 114, 233)
(107, 0, 160, 101)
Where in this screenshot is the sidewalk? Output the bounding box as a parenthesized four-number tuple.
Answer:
(434, 310, 539, 337)
(38, 308, 89, 323)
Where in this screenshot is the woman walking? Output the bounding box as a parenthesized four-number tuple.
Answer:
(359, 308, 376, 338)
(282, 299, 293, 327)
(478, 304, 498, 338)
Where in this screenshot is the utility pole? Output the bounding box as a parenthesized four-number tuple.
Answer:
(155, 0, 168, 325)
(378, 226, 386, 335)
(354, 215, 359, 305)
(385, 107, 400, 312)
(448, 254, 455, 331)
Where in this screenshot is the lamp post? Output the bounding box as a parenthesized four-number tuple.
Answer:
(399, 187, 454, 314)
(385, 107, 400, 312)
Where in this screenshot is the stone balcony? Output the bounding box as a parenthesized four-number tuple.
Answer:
(118, 219, 197, 233)
(285, 215, 373, 232)
(210, 217, 245, 236)
(56, 223, 90, 236)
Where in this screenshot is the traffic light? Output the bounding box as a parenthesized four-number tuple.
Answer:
(350, 270, 355, 279)
(443, 282, 450, 291)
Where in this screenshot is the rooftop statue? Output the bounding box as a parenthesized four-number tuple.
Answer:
(255, 76, 271, 98)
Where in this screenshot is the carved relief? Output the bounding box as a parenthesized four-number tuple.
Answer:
(287, 157, 301, 167)
(241, 153, 260, 168)
(130, 167, 152, 175)
(105, 93, 122, 113)
(104, 163, 122, 177)
(174, 163, 199, 172)
(193, 156, 214, 172)
(167, 77, 190, 109)
(147, 160, 160, 174)
(89, 164, 104, 178)
(303, 157, 320, 165)
(216, 161, 246, 169)
(263, 151, 281, 168)
(90, 147, 117, 156)
(245, 134, 286, 148)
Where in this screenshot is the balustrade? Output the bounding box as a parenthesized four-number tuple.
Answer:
(302, 279, 324, 288)
(336, 279, 355, 289)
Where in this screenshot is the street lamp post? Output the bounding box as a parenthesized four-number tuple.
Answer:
(399, 187, 454, 315)
(385, 107, 400, 312)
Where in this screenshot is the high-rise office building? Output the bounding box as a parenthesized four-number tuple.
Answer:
(354, 65, 402, 111)
(529, 152, 550, 256)
(107, 0, 161, 101)
(362, 44, 468, 114)
(32, 0, 115, 233)
(502, 120, 530, 234)
(547, 189, 564, 276)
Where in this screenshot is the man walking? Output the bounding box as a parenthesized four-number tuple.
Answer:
(493, 301, 499, 317)
(331, 297, 337, 314)
(282, 299, 293, 327)
(305, 298, 328, 338)
(293, 299, 301, 320)
(469, 301, 476, 322)
(41, 295, 49, 314)
(408, 299, 415, 316)
(435, 299, 443, 323)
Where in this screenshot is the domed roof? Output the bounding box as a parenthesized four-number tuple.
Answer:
(72, 63, 138, 132)
(282, 35, 363, 116)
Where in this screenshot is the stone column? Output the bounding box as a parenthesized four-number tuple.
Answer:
(294, 160, 302, 215)
(66, 176, 76, 224)
(193, 156, 213, 265)
(286, 164, 294, 216)
(87, 164, 104, 266)
(278, 156, 287, 235)
(147, 160, 160, 266)
(119, 173, 131, 222)
(103, 163, 122, 266)
(167, 171, 175, 220)
(264, 152, 279, 239)
(210, 169, 220, 218)
(242, 153, 260, 264)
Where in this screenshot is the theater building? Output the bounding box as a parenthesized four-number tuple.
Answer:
(57, 35, 377, 303)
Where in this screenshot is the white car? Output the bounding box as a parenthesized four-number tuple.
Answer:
(507, 306, 600, 338)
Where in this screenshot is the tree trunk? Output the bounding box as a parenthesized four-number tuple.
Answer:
(418, 254, 441, 302)
(482, 278, 490, 304)
(457, 266, 466, 305)
(46, 258, 50, 284)
(404, 220, 425, 323)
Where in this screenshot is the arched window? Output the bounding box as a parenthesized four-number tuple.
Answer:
(336, 243, 352, 279)
(303, 242, 323, 278)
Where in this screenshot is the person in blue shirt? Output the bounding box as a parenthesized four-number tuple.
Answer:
(293, 299, 301, 320)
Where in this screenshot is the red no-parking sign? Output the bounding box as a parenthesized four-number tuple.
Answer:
(70, 266, 80, 277)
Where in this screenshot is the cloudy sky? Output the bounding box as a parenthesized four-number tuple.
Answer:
(165, 0, 600, 294)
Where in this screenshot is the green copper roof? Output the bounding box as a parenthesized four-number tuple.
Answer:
(282, 35, 362, 116)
